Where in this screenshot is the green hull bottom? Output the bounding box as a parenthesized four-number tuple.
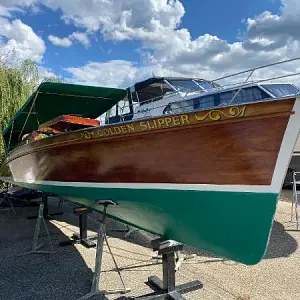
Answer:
(13, 181, 278, 265)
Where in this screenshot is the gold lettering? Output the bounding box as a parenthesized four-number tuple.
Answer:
(104, 129, 111, 136)
(147, 121, 156, 129)
(165, 117, 172, 126)
(126, 124, 135, 132)
(157, 118, 165, 127)
(120, 125, 127, 133)
(172, 116, 180, 126)
(83, 131, 95, 139)
(152, 119, 158, 128)
(108, 128, 114, 135)
(113, 126, 122, 134)
(97, 130, 104, 137)
(180, 115, 190, 125)
(140, 121, 148, 130)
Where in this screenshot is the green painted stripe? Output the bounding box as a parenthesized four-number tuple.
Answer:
(13, 181, 278, 265)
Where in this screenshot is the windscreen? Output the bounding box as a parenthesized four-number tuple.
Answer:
(262, 84, 299, 98)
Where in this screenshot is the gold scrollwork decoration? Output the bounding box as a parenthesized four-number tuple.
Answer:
(195, 106, 246, 122)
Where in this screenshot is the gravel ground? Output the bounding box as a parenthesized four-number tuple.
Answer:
(0, 190, 299, 300)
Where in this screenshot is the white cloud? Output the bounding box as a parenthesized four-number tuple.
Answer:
(48, 34, 73, 47)
(245, 0, 300, 51)
(0, 0, 36, 5)
(2, 0, 300, 88)
(42, 0, 185, 39)
(0, 5, 12, 17)
(0, 17, 45, 63)
(65, 59, 199, 88)
(37, 65, 56, 79)
(43, 0, 300, 83)
(48, 32, 90, 48)
(69, 32, 90, 47)
(0, 0, 38, 15)
(66, 60, 140, 87)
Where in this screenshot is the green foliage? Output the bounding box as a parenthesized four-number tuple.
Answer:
(0, 56, 62, 164)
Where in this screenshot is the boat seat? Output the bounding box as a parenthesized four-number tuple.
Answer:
(38, 115, 100, 134)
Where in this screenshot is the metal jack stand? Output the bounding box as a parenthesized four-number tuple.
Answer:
(137, 238, 203, 300)
(0, 192, 16, 215)
(27, 193, 63, 220)
(22, 202, 54, 255)
(110, 219, 139, 239)
(78, 200, 131, 300)
(59, 207, 96, 248)
(152, 250, 196, 272)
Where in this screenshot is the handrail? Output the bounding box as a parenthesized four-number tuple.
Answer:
(212, 56, 300, 83)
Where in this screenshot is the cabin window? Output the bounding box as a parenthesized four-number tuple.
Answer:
(168, 80, 199, 92)
(192, 86, 270, 110)
(193, 95, 215, 109)
(219, 87, 270, 105)
(132, 82, 173, 106)
(168, 79, 217, 93)
(163, 99, 195, 114)
(262, 84, 299, 98)
(104, 97, 133, 124)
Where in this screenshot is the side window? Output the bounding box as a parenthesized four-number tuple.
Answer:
(104, 104, 118, 124)
(243, 87, 266, 101)
(104, 97, 132, 124)
(219, 91, 234, 105)
(117, 98, 131, 116)
(220, 87, 270, 105)
(194, 95, 215, 109)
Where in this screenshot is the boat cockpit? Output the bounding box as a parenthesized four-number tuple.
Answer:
(105, 77, 300, 123)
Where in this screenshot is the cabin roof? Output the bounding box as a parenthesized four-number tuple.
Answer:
(2, 81, 127, 152)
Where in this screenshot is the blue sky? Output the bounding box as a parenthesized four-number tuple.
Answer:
(0, 0, 299, 87)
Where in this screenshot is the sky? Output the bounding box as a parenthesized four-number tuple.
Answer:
(0, 0, 300, 88)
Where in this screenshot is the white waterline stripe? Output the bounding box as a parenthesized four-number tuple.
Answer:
(0, 177, 277, 193)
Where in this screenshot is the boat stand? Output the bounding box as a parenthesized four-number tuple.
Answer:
(78, 200, 131, 300)
(27, 193, 63, 220)
(110, 219, 139, 239)
(152, 251, 196, 271)
(136, 238, 203, 300)
(22, 202, 54, 255)
(59, 206, 96, 248)
(0, 190, 16, 215)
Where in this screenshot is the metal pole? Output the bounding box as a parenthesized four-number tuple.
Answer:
(90, 220, 106, 293)
(104, 235, 127, 290)
(212, 56, 300, 83)
(32, 202, 44, 251)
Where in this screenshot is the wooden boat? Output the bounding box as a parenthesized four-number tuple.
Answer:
(1, 63, 300, 265)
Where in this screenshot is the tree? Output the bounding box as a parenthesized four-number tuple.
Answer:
(0, 56, 62, 164)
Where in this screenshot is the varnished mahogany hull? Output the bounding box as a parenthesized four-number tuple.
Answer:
(3, 116, 289, 185)
(1, 98, 299, 265)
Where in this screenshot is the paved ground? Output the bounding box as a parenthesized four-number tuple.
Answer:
(0, 190, 299, 300)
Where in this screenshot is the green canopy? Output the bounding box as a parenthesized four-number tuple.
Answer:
(2, 82, 127, 152)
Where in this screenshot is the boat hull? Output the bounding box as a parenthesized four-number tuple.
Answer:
(2, 179, 277, 265)
(1, 97, 300, 265)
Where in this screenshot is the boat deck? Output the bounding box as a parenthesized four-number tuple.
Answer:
(0, 191, 299, 300)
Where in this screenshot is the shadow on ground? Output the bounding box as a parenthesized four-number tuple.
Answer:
(179, 219, 299, 266)
(264, 220, 298, 259)
(0, 201, 108, 300)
